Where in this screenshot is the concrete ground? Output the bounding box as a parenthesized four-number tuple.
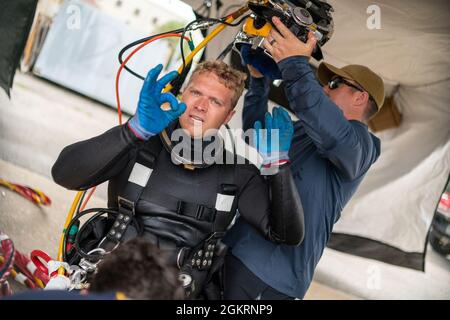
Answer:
(1, 72, 449, 299)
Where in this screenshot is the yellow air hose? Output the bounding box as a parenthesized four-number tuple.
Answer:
(57, 191, 82, 275)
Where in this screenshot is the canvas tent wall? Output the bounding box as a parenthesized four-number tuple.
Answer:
(185, 0, 450, 270)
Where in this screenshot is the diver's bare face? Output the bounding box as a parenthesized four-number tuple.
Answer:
(179, 72, 235, 138)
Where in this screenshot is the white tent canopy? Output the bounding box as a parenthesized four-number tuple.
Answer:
(185, 0, 450, 269)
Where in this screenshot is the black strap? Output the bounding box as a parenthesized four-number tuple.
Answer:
(102, 135, 163, 249)
(147, 191, 216, 222)
(213, 163, 238, 233)
(181, 162, 238, 276)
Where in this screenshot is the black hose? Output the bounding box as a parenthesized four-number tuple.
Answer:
(64, 207, 142, 262)
(118, 28, 185, 80)
(75, 190, 86, 215)
(216, 41, 235, 61)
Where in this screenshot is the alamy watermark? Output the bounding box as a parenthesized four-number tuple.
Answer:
(66, 4, 81, 30)
(367, 5, 381, 30)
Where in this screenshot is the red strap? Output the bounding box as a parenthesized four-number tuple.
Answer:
(30, 250, 53, 277)
(263, 159, 290, 168)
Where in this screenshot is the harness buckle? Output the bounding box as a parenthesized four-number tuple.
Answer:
(176, 247, 190, 270)
(117, 196, 135, 216)
(195, 205, 205, 219)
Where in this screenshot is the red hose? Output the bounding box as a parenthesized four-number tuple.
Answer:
(115, 33, 190, 124)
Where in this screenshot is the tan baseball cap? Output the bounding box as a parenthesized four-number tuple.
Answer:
(317, 62, 385, 110)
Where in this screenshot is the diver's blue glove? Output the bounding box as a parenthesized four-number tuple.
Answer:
(128, 64, 186, 140)
(254, 106, 293, 166)
(240, 44, 282, 80)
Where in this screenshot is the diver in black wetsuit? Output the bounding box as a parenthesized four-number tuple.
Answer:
(52, 61, 304, 299)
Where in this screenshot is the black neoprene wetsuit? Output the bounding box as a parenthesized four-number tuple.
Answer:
(52, 122, 305, 297)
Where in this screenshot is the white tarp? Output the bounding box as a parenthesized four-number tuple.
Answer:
(185, 0, 450, 267)
(321, 0, 450, 259)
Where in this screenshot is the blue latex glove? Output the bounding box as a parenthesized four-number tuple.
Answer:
(240, 43, 282, 80)
(254, 106, 293, 165)
(128, 64, 186, 140)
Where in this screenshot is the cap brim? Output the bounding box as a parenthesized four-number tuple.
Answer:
(317, 62, 354, 86)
